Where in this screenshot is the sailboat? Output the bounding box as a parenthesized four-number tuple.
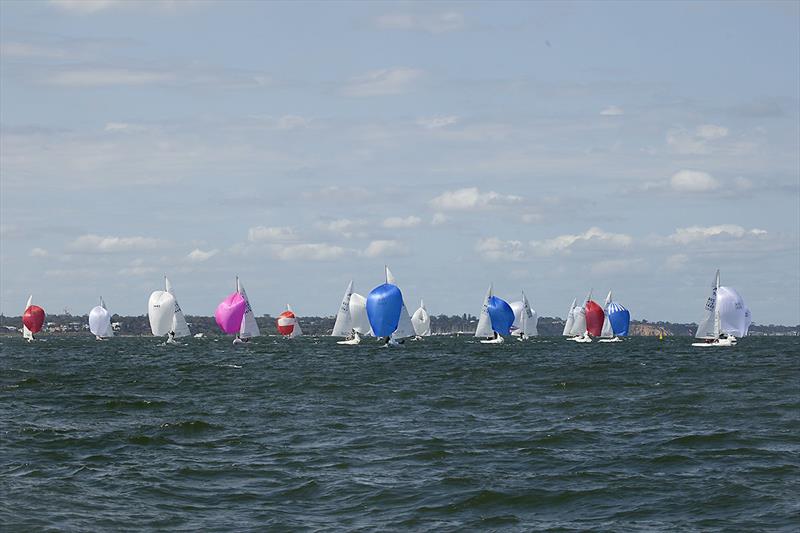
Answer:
(332, 281, 374, 344)
(148, 276, 190, 343)
(510, 290, 538, 340)
(692, 270, 749, 347)
(214, 276, 260, 344)
(22, 295, 45, 342)
(88, 297, 114, 340)
(366, 266, 412, 346)
(562, 298, 577, 338)
(411, 300, 431, 337)
(598, 290, 629, 343)
(566, 292, 591, 342)
(277, 305, 303, 338)
(474, 284, 515, 344)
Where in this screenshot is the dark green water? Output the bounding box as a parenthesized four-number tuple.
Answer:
(1, 336, 798, 531)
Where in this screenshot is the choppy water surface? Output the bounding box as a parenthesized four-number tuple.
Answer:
(1, 336, 798, 530)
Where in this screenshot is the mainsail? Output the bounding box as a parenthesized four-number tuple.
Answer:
(600, 290, 614, 338)
(349, 293, 372, 335)
(474, 285, 494, 338)
(331, 281, 354, 337)
(22, 295, 34, 341)
(695, 270, 720, 339)
(166, 277, 190, 338)
(236, 277, 260, 339)
(562, 298, 576, 336)
(510, 290, 538, 337)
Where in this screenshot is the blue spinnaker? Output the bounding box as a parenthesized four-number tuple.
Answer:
(488, 296, 515, 335)
(607, 302, 630, 336)
(366, 283, 403, 337)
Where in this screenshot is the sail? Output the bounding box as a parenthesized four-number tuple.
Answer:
(22, 295, 33, 340)
(148, 290, 176, 336)
(744, 307, 752, 336)
(562, 298, 576, 336)
(717, 286, 749, 337)
(521, 291, 537, 336)
(366, 283, 403, 337)
(570, 305, 586, 336)
(349, 293, 372, 335)
(488, 296, 515, 336)
(695, 270, 720, 339)
(215, 292, 246, 334)
(166, 277, 190, 338)
(600, 290, 614, 338)
(585, 300, 604, 337)
(411, 300, 431, 336)
(89, 297, 113, 337)
(474, 285, 494, 337)
(607, 302, 630, 336)
(385, 265, 396, 285)
(236, 278, 260, 338)
(331, 281, 354, 337)
(393, 301, 415, 339)
(277, 307, 302, 337)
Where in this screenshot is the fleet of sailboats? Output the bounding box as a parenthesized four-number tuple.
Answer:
(14, 269, 757, 347)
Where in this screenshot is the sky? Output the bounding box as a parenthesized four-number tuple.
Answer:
(1, 0, 798, 324)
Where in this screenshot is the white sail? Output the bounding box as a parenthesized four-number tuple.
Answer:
(331, 281, 354, 337)
(349, 293, 372, 335)
(285, 304, 303, 337)
(393, 301, 415, 339)
(520, 291, 537, 337)
(411, 300, 431, 336)
(89, 297, 113, 338)
(165, 277, 190, 338)
(600, 290, 614, 338)
(385, 265, 396, 285)
(695, 270, 720, 339)
(475, 284, 494, 338)
(717, 286, 749, 337)
(570, 305, 587, 336)
(744, 307, 752, 336)
(236, 277, 260, 339)
(562, 298, 576, 336)
(22, 295, 33, 340)
(148, 290, 175, 336)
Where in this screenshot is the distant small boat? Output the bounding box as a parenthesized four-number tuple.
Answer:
(411, 299, 431, 337)
(566, 291, 591, 342)
(332, 280, 373, 344)
(22, 295, 45, 342)
(148, 276, 191, 343)
(277, 304, 303, 338)
(598, 290, 629, 343)
(475, 284, 515, 344)
(692, 270, 750, 347)
(215, 276, 260, 344)
(366, 266, 413, 346)
(510, 290, 538, 340)
(88, 297, 114, 340)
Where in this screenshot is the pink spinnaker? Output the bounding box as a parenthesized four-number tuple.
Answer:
(215, 292, 246, 333)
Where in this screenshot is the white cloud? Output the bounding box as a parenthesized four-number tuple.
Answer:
(431, 213, 449, 226)
(343, 67, 423, 97)
(47, 68, 177, 87)
(30, 247, 49, 257)
(416, 115, 459, 129)
(50, 0, 200, 13)
(68, 234, 168, 253)
(667, 124, 729, 154)
(50, 0, 118, 13)
(374, 11, 466, 33)
(104, 122, 151, 133)
(1, 42, 66, 58)
(531, 227, 632, 255)
(186, 248, 218, 262)
(600, 105, 624, 116)
(117, 265, 156, 276)
(273, 243, 346, 261)
(591, 258, 645, 275)
(475, 238, 525, 261)
(363, 240, 409, 258)
(382, 216, 421, 229)
(669, 170, 721, 192)
(316, 218, 367, 238)
(430, 187, 522, 211)
(665, 253, 689, 271)
(248, 226, 296, 242)
(668, 225, 768, 244)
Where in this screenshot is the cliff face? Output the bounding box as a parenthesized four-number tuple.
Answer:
(629, 323, 669, 337)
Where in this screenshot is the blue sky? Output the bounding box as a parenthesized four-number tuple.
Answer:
(1, 0, 798, 324)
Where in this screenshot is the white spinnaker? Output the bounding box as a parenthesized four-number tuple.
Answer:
(331, 281, 354, 337)
(695, 270, 720, 339)
(600, 290, 614, 338)
(236, 278, 260, 339)
(89, 297, 113, 337)
(165, 277, 190, 338)
(148, 290, 175, 336)
(570, 305, 587, 336)
(717, 286, 749, 337)
(562, 298, 576, 336)
(349, 293, 372, 335)
(521, 291, 537, 337)
(475, 285, 494, 338)
(23, 295, 33, 340)
(411, 300, 431, 336)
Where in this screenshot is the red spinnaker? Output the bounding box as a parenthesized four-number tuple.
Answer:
(23, 305, 45, 334)
(584, 300, 604, 337)
(276, 311, 296, 336)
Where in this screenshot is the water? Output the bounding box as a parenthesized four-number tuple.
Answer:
(2, 336, 798, 531)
